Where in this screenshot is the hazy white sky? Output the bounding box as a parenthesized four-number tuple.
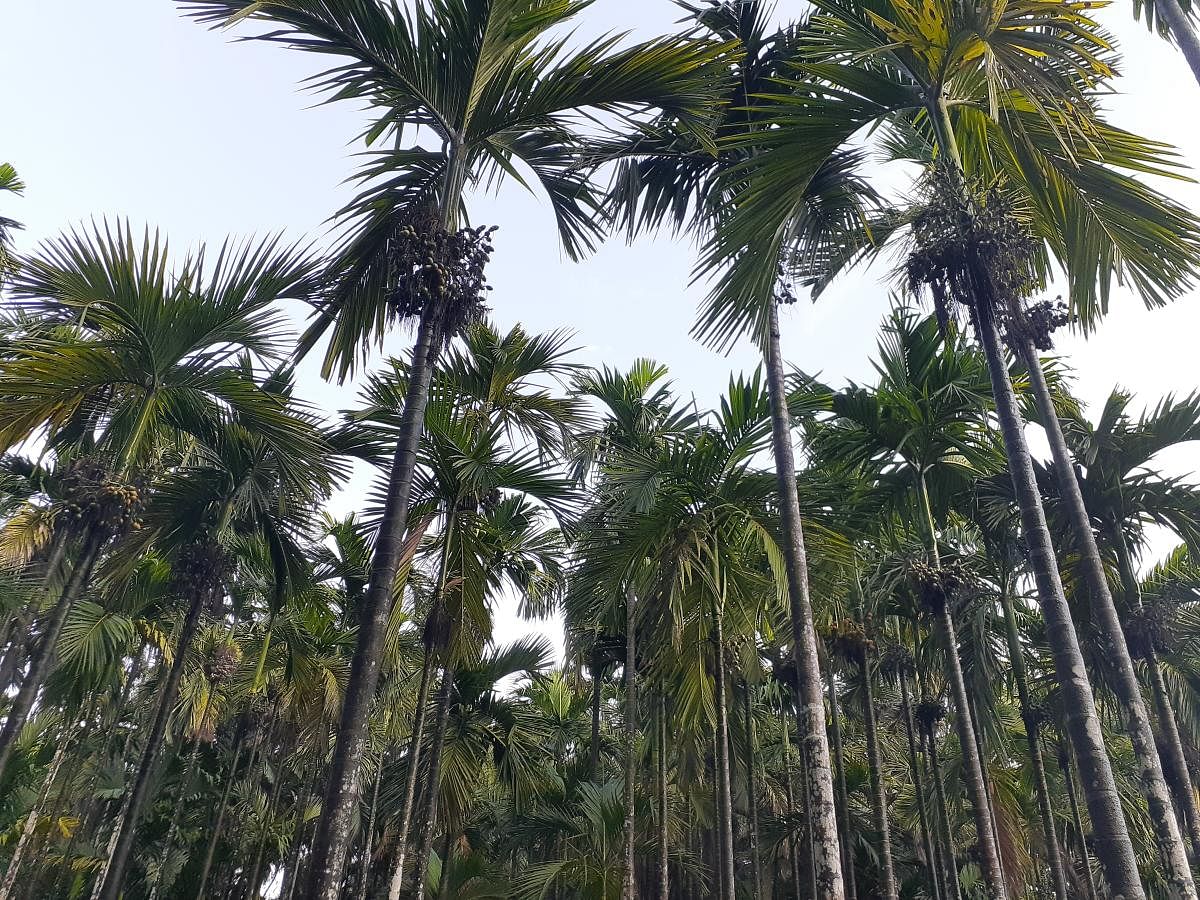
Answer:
(5, 1, 1200, 645)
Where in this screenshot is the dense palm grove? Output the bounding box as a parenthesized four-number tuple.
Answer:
(3, 0, 1200, 898)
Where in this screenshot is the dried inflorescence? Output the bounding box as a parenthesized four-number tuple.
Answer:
(386, 209, 496, 343)
(58, 457, 145, 538)
(205, 637, 243, 682)
(910, 559, 973, 616)
(826, 619, 874, 667)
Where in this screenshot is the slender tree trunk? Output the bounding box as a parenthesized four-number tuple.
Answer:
(0, 531, 103, 780)
(780, 711, 804, 900)
(765, 300, 845, 899)
(0, 732, 69, 899)
(1109, 519, 1200, 863)
(712, 617, 734, 900)
(657, 694, 669, 900)
(148, 692, 212, 900)
(246, 739, 290, 900)
(385, 646, 436, 900)
(1019, 337, 1193, 898)
(624, 586, 639, 900)
(281, 750, 323, 900)
(352, 763, 383, 900)
(413, 659, 457, 900)
(97, 586, 206, 900)
(591, 650, 603, 779)
(743, 686, 764, 900)
(826, 675, 856, 900)
(973, 301, 1145, 899)
(1057, 739, 1099, 900)
(1156, 0, 1200, 87)
(305, 299, 442, 900)
(1147, 649, 1200, 861)
(196, 730, 247, 900)
(918, 470, 1006, 898)
(436, 828, 454, 900)
(996, 585, 1069, 899)
(924, 726, 962, 900)
(860, 658, 897, 900)
(899, 676, 942, 900)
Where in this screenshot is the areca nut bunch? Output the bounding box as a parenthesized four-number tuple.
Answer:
(387, 209, 497, 342)
(172, 536, 232, 615)
(909, 558, 974, 616)
(1123, 596, 1178, 659)
(1022, 692, 1054, 737)
(915, 697, 949, 735)
(1006, 298, 1070, 352)
(878, 642, 915, 680)
(906, 164, 1041, 339)
(57, 457, 145, 537)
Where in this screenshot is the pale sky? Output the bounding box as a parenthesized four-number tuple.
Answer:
(4, 1, 1200, 647)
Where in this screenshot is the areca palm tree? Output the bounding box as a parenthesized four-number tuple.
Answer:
(345, 320, 579, 898)
(693, 0, 1200, 894)
(1034, 386, 1200, 860)
(182, 5, 727, 890)
(795, 308, 1030, 897)
(93, 384, 342, 900)
(0, 223, 319, 784)
(566, 357, 697, 899)
(600, 7, 884, 894)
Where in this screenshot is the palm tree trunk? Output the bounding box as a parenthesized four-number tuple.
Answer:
(743, 686, 764, 900)
(623, 586, 639, 900)
(385, 645, 436, 900)
(712, 615, 734, 900)
(924, 726, 962, 900)
(196, 728, 247, 900)
(281, 750, 324, 900)
(931, 607, 1008, 900)
(1156, 0, 1200, 87)
(246, 739, 290, 900)
(1018, 337, 1193, 897)
(0, 530, 103, 780)
(591, 660, 603, 779)
(899, 675, 942, 900)
(973, 300, 1146, 899)
(97, 585, 207, 900)
(1057, 739, 1099, 900)
(148, 690, 213, 900)
(306, 302, 442, 900)
(346, 763, 379, 900)
(1146, 648, 1200, 861)
(826, 675, 856, 900)
(436, 827, 455, 900)
(917, 470, 1006, 899)
(1108, 519, 1200, 864)
(413, 659, 457, 900)
(765, 300, 846, 900)
(996, 583, 1068, 899)
(860, 658, 897, 900)
(780, 711, 805, 900)
(0, 731, 69, 899)
(657, 694, 669, 900)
